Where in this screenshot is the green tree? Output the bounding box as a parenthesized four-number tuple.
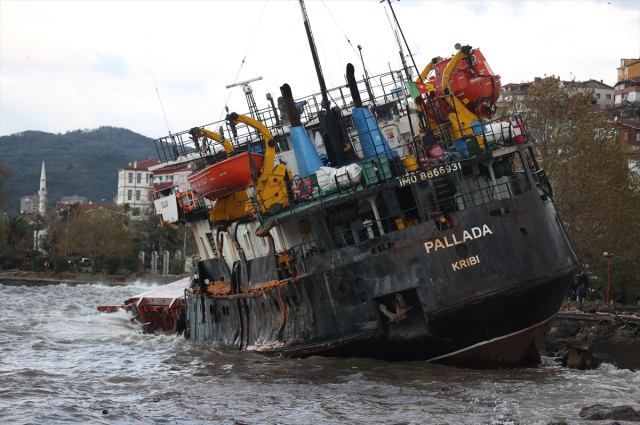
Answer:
(507, 77, 640, 301)
(2, 213, 29, 247)
(70, 207, 133, 274)
(0, 165, 12, 212)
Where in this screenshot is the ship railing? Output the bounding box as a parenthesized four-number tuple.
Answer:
(151, 68, 409, 166)
(267, 115, 534, 221)
(286, 238, 326, 261)
(320, 175, 533, 249)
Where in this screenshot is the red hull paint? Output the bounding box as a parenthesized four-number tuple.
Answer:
(97, 277, 190, 335)
(429, 314, 557, 369)
(188, 153, 264, 201)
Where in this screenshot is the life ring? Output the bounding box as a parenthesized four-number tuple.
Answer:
(297, 179, 312, 200)
(178, 190, 198, 213)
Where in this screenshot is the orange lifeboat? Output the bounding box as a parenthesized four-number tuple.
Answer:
(187, 152, 265, 201)
(426, 48, 501, 118)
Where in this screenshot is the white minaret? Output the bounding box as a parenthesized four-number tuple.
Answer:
(38, 161, 47, 214)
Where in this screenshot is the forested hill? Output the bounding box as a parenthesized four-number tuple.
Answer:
(0, 127, 159, 211)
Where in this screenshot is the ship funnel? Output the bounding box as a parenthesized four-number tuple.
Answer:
(280, 83, 324, 178)
(347, 63, 395, 159)
(346, 63, 362, 108)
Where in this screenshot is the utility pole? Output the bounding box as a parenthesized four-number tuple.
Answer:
(604, 252, 614, 304)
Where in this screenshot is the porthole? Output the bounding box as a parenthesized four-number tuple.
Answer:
(338, 282, 349, 294)
(354, 278, 365, 291)
(455, 244, 469, 257)
(519, 228, 529, 239)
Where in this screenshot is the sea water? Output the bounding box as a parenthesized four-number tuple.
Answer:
(1, 282, 638, 424)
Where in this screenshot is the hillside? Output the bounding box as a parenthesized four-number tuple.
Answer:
(0, 127, 159, 211)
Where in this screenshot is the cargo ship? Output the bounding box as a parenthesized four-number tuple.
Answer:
(115, 1, 579, 368)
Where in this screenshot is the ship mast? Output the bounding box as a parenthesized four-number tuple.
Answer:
(299, 0, 330, 111)
(385, 0, 423, 83)
(297, 0, 356, 167)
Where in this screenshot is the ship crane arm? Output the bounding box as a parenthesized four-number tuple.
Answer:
(226, 112, 276, 175)
(189, 127, 235, 155)
(441, 46, 483, 128)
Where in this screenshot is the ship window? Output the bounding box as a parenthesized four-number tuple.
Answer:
(489, 207, 509, 216)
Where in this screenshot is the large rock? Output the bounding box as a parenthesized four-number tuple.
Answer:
(579, 404, 640, 421)
(557, 320, 582, 337)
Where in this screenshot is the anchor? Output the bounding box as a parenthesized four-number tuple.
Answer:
(379, 293, 412, 324)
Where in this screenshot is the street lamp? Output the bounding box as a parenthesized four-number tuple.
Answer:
(603, 252, 614, 304)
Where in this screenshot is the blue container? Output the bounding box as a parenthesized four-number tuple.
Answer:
(290, 126, 324, 178)
(352, 107, 394, 159)
(471, 120, 486, 135)
(453, 138, 469, 158)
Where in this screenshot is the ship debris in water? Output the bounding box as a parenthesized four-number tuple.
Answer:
(102, 0, 580, 369)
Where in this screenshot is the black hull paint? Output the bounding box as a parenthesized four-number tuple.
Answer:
(188, 190, 579, 368)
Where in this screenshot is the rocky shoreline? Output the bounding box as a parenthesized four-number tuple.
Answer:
(543, 311, 640, 371)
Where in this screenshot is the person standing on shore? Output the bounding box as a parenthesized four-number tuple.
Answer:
(44, 261, 50, 273)
(577, 282, 587, 312)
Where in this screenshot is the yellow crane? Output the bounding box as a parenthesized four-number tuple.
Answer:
(208, 113, 292, 222)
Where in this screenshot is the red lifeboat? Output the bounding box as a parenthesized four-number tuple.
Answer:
(188, 152, 264, 201)
(426, 48, 501, 118)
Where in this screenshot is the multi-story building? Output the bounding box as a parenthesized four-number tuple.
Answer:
(501, 78, 614, 110)
(115, 159, 159, 215)
(59, 195, 88, 205)
(617, 58, 640, 81)
(614, 77, 640, 106)
(174, 163, 194, 192)
(570, 80, 614, 110)
(499, 82, 532, 103)
(152, 162, 193, 193)
(20, 194, 39, 214)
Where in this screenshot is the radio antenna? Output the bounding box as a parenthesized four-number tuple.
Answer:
(143, 49, 172, 135)
(384, 0, 423, 83)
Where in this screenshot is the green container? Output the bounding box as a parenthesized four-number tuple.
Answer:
(375, 155, 393, 181)
(361, 160, 379, 186)
(467, 138, 480, 156)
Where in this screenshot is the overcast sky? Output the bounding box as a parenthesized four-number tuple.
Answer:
(1, 0, 639, 139)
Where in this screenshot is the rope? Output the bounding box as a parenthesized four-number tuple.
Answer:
(216, 0, 269, 124)
(143, 49, 172, 135)
(320, 0, 375, 77)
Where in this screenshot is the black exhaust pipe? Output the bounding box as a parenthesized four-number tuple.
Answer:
(279, 84, 302, 127)
(346, 63, 362, 108)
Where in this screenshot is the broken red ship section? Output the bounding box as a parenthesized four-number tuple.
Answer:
(98, 277, 190, 335)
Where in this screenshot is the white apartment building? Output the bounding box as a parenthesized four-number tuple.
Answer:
(115, 159, 159, 214)
(20, 194, 39, 214)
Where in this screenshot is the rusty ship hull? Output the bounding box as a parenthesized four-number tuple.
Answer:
(189, 185, 578, 368)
